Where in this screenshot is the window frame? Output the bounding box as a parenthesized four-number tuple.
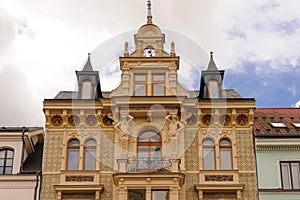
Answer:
(152, 73, 165, 96)
(134, 74, 148, 96)
(137, 131, 162, 170)
(0, 148, 14, 175)
(202, 139, 216, 170)
(207, 79, 220, 98)
(67, 139, 80, 170)
(219, 139, 233, 170)
(81, 80, 93, 99)
(84, 139, 97, 170)
(280, 161, 300, 190)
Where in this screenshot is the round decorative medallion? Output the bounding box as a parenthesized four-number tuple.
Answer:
(219, 114, 231, 126)
(85, 115, 97, 127)
(50, 115, 63, 126)
(68, 115, 80, 126)
(237, 114, 248, 125)
(202, 114, 214, 126)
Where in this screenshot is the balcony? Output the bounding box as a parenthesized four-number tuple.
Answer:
(117, 157, 181, 173)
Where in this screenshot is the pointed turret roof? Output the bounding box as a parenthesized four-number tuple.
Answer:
(207, 51, 218, 71)
(82, 53, 94, 71)
(147, 0, 153, 24)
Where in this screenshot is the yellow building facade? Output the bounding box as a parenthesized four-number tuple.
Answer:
(42, 1, 257, 199)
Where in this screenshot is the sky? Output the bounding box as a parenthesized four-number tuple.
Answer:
(0, 0, 300, 126)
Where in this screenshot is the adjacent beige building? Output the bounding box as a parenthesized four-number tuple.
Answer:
(0, 127, 44, 200)
(42, 1, 257, 199)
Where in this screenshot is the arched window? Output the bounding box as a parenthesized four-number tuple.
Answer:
(67, 140, 80, 170)
(0, 149, 14, 174)
(137, 131, 161, 170)
(208, 80, 219, 98)
(81, 80, 92, 99)
(202, 139, 215, 170)
(219, 139, 232, 169)
(84, 139, 96, 170)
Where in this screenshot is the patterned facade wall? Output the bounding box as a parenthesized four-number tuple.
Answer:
(184, 173, 199, 200)
(184, 130, 199, 199)
(236, 131, 257, 200)
(42, 175, 60, 200)
(99, 173, 114, 200)
(42, 131, 64, 199)
(99, 130, 115, 171)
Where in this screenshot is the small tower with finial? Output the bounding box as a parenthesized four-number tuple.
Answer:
(124, 41, 129, 57)
(171, 41, 176, 57)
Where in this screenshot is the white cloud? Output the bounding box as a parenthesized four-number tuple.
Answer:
(293, 100, 300, 108)
(288, 85, 297, 97)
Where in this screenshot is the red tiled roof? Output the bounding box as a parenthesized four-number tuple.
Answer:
(254, 108, 300, 136)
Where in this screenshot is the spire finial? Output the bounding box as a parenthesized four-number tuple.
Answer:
(210, 51, 213, 59)
(147, 0, 153, 24)
(88, 53, 91, 60)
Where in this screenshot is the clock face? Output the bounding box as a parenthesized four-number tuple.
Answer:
(144, 48, 155, 57)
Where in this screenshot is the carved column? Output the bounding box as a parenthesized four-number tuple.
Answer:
(198, 190, 203, 200)
(118, 187, 127, 200)
(57, 192, 62, 200)
(146, 187, 151, 200)
(170, 187, 179, 200)
(237, 190, 242, 200)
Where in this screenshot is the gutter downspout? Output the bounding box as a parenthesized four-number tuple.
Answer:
(34, 171, 41, 200)
(252, 129, 260, 200)
(38, 171, 42, 200)
(20, 127, 27, 172)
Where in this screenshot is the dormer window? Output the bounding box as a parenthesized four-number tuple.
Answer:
(208, 80, 219, 98)
(81, 80, 92, 99)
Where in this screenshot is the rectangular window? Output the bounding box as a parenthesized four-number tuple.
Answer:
(152, 74, 165, 96)
(134, 74, 147, 96)
(280, 161, 300, 190)
(128, 189, 146, 200)
(152, 190, 169, 200)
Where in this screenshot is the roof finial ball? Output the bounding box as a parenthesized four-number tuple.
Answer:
(147, 0, 153, 24)
(210, 51, 214, 59)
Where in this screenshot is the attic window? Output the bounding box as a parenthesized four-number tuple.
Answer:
(270, 122, 286, 128)
(293, 123, 300, 128)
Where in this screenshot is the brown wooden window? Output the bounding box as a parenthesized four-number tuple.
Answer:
(67, 139, 80, 170)
(137, 131, 162, 170)
(152, 74, 165, 96)
(280, 161, 300, 190)
(0, 149, 14, 174)
(203, 139, 215, 170)
(219, 139, 232, 169)
(134, 74, 147, 96)
(84, 139, 96, 170)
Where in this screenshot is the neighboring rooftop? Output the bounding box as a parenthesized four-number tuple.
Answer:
(0, 127, 43, 132)
(254, 108, 300, 137)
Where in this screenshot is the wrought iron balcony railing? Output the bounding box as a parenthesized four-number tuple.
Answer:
(127, 157, 171, 172)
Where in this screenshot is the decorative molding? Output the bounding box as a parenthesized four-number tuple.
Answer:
(65, 175, 94, 182)
(205, 175, 234, 181)
(256, 145, 300, 151)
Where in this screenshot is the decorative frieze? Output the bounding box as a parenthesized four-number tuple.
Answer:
(65, 175, 94, 182)
(205, 175, 233, 181)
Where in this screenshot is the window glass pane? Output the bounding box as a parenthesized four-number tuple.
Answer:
(151, 146, 161, 169)
(203, 148, 215, 170)
(138, 146, 148, 169)
(0, 159, 3, 166)
(220, 140, 231, 146)
(135, 84, 146, 96)
(281, 163, 292, 189)
(5, 167, 12, 174)
(220, 149, 232, 169)
(203, 139, 214, 146)
(0, 167, 3, 174)
(0, 151, 5, 158)
(153, 75, 164, 81)
(84, 149, 96, 170)
(138, 132, 160, 142)
(153, 84, 164, 96)
(6, 159, 13, 167)
(291, 163, 300, 189)
(67, 149, 79, 170)
(152, 191, 169, 200)
(128, 189, 146, 200)
(82, 81, 92, 99)
(135, 75, 146, 82)
(208, 81, 219, 98)
(85, 139, 96, 147)
(68, 140, 79, 146)
(6, 150, 13, 158)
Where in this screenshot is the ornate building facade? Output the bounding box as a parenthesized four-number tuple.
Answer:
(42, 1, 257, 199)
